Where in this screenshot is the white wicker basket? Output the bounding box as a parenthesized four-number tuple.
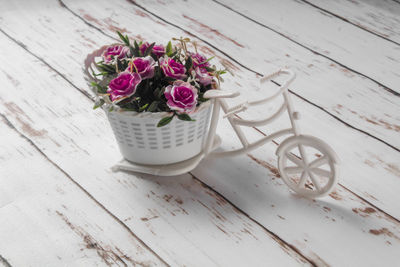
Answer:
(85, 46, 213, 165)
(105, 101, 212, 164)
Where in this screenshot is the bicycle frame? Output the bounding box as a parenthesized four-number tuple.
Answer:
(203, 69, 300, 158)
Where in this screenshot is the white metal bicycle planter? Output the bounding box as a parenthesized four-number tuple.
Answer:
(111, 69, 340, 198)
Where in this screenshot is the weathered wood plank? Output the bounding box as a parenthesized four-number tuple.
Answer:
(129, 0, 400, 150)
(211, 0, 400, 91)
(0, 29, 308, 267)
(1, 0, 400, 265)
(49, 0, 400, 218)
(299, 0, 400, 44)
(0, 121, 166, 266)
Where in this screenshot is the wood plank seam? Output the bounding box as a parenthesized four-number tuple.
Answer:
(0, 31, 314, 260)
(1, 5, 398, 264)
(248, 123, 400, 225)
(297, 0, 400, 46)
(0, 28, 92, 101)
(0, 23, 320, 264)
(188, 174, 318, 267)
(4, 12, 398, 158)
(0, 31, 315, 266)
(0, 114, 170, 267)
(2, 1, 399, 265)
(0, 88, 310, 266)
(119, 0, 400, 153)
(0, 254, 12, 267)
(56, 0, 400, 153)
(1, 2, 398, 228)
(211, 0, 400, 97)
(57, 0, 119, 43)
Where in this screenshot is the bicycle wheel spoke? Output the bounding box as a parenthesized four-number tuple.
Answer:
(309, 172, 322, 191)
(311, 167, 331, 178)
(285, 152, 303, 166)
(298, 171, 308, 188)
(309, 155, 328, 168)
(284, 166, 303, 174)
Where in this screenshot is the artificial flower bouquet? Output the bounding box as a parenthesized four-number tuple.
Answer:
(90, 32, 226, 127)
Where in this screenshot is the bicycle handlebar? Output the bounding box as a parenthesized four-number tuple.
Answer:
(252, 68, 296, 105)
(260, 68, 296, 85)
(225, 68, 296, 115)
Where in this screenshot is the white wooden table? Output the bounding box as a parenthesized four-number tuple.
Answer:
(1, 0, 399, 266)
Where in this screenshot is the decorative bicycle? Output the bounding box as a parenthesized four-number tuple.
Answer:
(112, 69, 339, 198)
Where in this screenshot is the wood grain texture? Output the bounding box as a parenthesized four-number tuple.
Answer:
(0, 119, 166, 266)
(300, 0, 400, 44)
(0, 19, 308, 267)
(212, 0, 400, 91)
(134, 1, 400, 154)
(129, 0, 400, 151)
(46, 0, 400, 219)
(0, 0, 399, 265)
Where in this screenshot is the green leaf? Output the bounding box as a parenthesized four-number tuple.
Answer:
(197, 92, 208, 102)
(117, 31, 130, 46)
(117, 31, 125, 42)
(133, 40, 141, 57)
(148, 101, 160, 112)
(171, 50, 180, 61)
(166, 41, 173, 56)
(116, 59, 125, 72)
(129, 45, 135, 57)
(158, 87, 165, 98)
(157, 115, 174, 127)
(185, 56, 192, 71)
(177, 113, 195, 122)
(205, 66, 215, 72)
(200, 56, 215, 65)
(144, 42, 155, 56)
(91, 81, 107, 94)
(93, 99, 105, 109)
(139, 103, 149, 112)
(97, 63, 116, 74)
(153, 87, 160, 98)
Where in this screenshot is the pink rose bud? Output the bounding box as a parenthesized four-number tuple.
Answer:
(140, 42, 166, 57)
(160, 57, 187, 79)
(102, 45, 129, 64)
(191, 53, 210, 68)
(139, 42, 150, 56)
(107, 72, 142, 103)
(195, 67, 213, 86)
(152, 44, 166, 57)
(164, 80, 198, 113)
(126, 56, 156, 80)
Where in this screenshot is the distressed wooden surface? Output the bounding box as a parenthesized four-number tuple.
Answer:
(302, 0, 400, 44)
(212, 0, 400, 91)
(0, 0, 399, 266)
(132, 0, 400, 150)
(61, 0, 400, 221)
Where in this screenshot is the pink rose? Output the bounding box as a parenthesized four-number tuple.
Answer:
(139, 42, 150, 56)
(102, 45, 129, 64)
(160, 57, 187, 79)
(126, 56, 155, 79)
(164, 80, 198, 113)
(191, 53, 210, 68)
(107, 72, 142, 103)
(152, 44, 165, 57)
(195, 67, 213, 86)
(139, 42, 165, 57)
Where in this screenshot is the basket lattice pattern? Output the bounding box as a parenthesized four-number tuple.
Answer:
(107, 105, 212, 151)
